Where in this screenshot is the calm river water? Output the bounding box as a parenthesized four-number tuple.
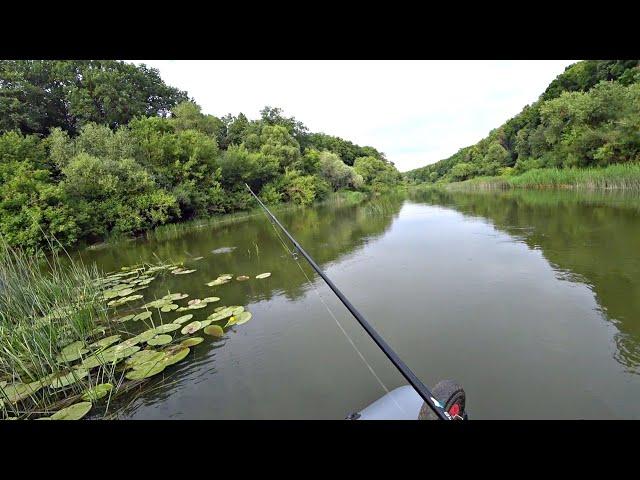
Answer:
(79, 189, 640, 419)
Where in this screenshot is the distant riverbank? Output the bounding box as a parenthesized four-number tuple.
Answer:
(436, 164, 640, 192)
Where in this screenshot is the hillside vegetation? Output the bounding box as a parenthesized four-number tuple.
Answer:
(406, 60, 640, 187)
(0, 60, 401, 251)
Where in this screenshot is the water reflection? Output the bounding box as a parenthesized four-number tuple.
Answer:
(410, 188, 640, 374)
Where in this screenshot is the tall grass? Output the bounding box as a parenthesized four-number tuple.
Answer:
(445, 164, 640, 191)
(0, 238, 112, 417)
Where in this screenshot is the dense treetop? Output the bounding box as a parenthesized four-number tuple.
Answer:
(405, 60, 640, 184)
(0, 60, 401, 251)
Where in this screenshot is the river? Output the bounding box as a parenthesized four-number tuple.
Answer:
(78, 189, 640, 419)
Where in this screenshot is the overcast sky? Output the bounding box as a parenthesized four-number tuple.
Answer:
(136, 60, 575, 172)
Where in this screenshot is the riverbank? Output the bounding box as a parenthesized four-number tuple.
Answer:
(438, 164, 640, 192)
(87, 190, 372, 249)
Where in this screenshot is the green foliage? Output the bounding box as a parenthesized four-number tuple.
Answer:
(0, 60, 188, 136)
(407, 60, 640, 186)
(0, 61, 400, 250)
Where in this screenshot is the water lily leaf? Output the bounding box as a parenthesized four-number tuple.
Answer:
(200, 319, 212, 328)
(236, 275, 250, 281)
(103, 290, 121, 300)
(255, 272, 271, 279)
(206, 278, 230, 286)
(108, 294, 143, 307)
(203, 297, 220, 303)
(173, 314, 194, 325)
(235, 311, 252, 325)
(81, 383, 113, 402)
(117, 288, 135, 297)
(1, 382, 41, 403)
(191, 256, 204, 261)
(148, 334, 172, 346)
(162, 293, 188, 301)
(125, 362, 166, 380)
(154, 323, 181, 334)
(230, 306, 245, 315)
(133, 311, 152, 321)
(49, 369, 89, 389)
(213, 306, 226, 312)
(115, 314, 135, 323)
(161, 347, 190, 366)
(160, 304, 179, 312)
(203, 325, 224, 337)
(207, 308, 233, 322)
(143, 299, 170, 309)
(50, 401, 92, 420)
(188, 299, 204, 306)
(61, 341, 86, 355)
(132, 329, 158, 344)
(181, 321, 202, 335)
(126, 350, 164, 367)
(89, 335, 121, 349)
(179, 337, 203, 347)
(171, 268, 196, 275)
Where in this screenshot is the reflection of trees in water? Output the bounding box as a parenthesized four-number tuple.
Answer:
(410, 188, 640, 374)
(77, 196, 405, 417)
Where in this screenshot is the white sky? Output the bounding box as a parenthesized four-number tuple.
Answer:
(135, 60, 575, 172)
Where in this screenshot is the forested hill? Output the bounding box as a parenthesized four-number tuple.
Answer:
(0, 60, 401, 251)
(405, 60, 640, 184)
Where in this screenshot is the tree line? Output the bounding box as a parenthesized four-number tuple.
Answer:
(406, 60, 640, 184)
(0, 60, 401, 251)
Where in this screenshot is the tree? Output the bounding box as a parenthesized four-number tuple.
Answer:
(0, 60, 188, 136)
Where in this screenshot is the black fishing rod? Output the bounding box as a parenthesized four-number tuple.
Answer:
(245, 183, 451, 420)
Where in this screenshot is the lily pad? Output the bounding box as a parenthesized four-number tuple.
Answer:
(1, 382, 41, 403)
(173, 314, 194, 325)
(116, 288, 135, 297)
(235, 311, 252, 325)
(206, 278, 230, 286)
(147, 334, 172, 346)
(133, 311, 152, 321)
(203, 297, 220, 303)
(154, 323, 181, 334)
(125, 363, 166, 380)
(203, 325, 224, 337)
(81, 383, 113, 402)
(181, 321, 202, 335)
(162, 347, 190, 366)
(230, 306, 245, 315)
(255, 272, 272, 279)
(160, 304, 179, 312)
(50, 401, 92, 420)
(171, 268, 196, 275)
(162, 293, 189, 301)
(180, 337, 203, 347)
(49, 369, 89, 389)
(143, 299, 170, 309)
(89, 335, 121, 349)
(199, 319, 212, 328)
(236, 275, 250, 281)
(115, 314, 135, 323)
(126, 350, 164, 367)
(207, 308, 234, 322)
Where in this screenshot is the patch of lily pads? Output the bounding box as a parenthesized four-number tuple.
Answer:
(3, 260, 258, 420)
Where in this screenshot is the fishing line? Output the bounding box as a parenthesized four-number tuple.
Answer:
(246, 184, 450, 420)
(262, 210, 403, 411)
(249, 191, 415, 417)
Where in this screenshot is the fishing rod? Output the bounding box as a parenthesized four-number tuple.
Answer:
(245, 183, 451, 420)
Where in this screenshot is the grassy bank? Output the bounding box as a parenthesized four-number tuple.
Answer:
(442, 164, 640, 191)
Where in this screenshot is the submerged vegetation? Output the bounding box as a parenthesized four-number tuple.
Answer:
(0, 60, 402, 253)
(0, 237, 264, 419)
(406, 60, 640, 189)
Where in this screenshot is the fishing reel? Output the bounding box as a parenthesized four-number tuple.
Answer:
(419, 379, 468, 420)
